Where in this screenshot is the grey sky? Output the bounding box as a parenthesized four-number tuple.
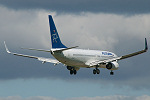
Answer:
(0, 95, 150, 100)
(0, 6, 150, 90)
(0, 0, 150, 14)
(0, 1, 150, 99)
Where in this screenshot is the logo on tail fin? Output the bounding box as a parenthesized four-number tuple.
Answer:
(52, 30, 58, 43)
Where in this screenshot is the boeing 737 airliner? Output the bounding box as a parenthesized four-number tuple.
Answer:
(4, 15, 148, 75)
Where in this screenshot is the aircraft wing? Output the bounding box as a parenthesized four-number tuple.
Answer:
(87, 38, 148, 67)
(4, 42, 60, 64)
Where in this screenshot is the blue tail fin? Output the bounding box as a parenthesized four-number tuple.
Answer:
(49, 15, 67, 48)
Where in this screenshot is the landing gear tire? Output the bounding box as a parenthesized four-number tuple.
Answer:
(96, 69, 100, 74)
(74, 70, 77, 75)
(93, 69, 100, 74)
(70, 70, 74, 75)
(67, 66, 72, 70)
(110, 71, 114, 75)
(70, 70, 77, 75)
(93, 69, 97, 74)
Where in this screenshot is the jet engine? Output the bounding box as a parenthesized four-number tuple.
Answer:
(106, 61, 119, 70)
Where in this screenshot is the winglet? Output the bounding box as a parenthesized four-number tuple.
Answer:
(145, 38, 148, 51)
(4, 41, 11, 54)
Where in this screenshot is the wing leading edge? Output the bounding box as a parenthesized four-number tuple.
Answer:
(4, 41, 59, 64)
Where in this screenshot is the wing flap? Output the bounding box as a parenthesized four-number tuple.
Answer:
(86, 57, 121, 67)
(37, 57, 60, 64)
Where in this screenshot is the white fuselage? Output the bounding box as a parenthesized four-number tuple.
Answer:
(51, 49, 118, 68)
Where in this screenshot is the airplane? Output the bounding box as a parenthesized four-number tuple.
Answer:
(4, 15, 148, 75)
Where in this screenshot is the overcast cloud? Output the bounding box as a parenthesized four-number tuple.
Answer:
(0, 0, 150, 14)
(0, 5, 150, 91)
(0, 3, 150, 100)
(0, 1, 150, 100)
(0, 95, 150, 100)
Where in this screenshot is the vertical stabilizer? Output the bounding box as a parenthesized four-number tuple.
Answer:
(49, 15, 67, 48)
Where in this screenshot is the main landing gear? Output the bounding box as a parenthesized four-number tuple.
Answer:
(70, 70, 77, 75)
(93, 65, 114, 75)
(93, 65, 100, 74)
(93, 69, 100, 74)
(93, 69, 114, 75)
(110, 71, 114, 75)
(67, 66, 77, 75)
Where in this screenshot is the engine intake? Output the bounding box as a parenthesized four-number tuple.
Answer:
(106, 61, 119, 70)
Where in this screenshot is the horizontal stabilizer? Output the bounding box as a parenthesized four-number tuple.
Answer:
(52, 46, 79, 52)
(21, 48, 51, 52)
(21, 46, 78, 53)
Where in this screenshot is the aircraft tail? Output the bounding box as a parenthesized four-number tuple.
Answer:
(49, 15, 67, 48)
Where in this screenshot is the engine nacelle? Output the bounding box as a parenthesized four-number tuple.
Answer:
(106, 61, 119, 70)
